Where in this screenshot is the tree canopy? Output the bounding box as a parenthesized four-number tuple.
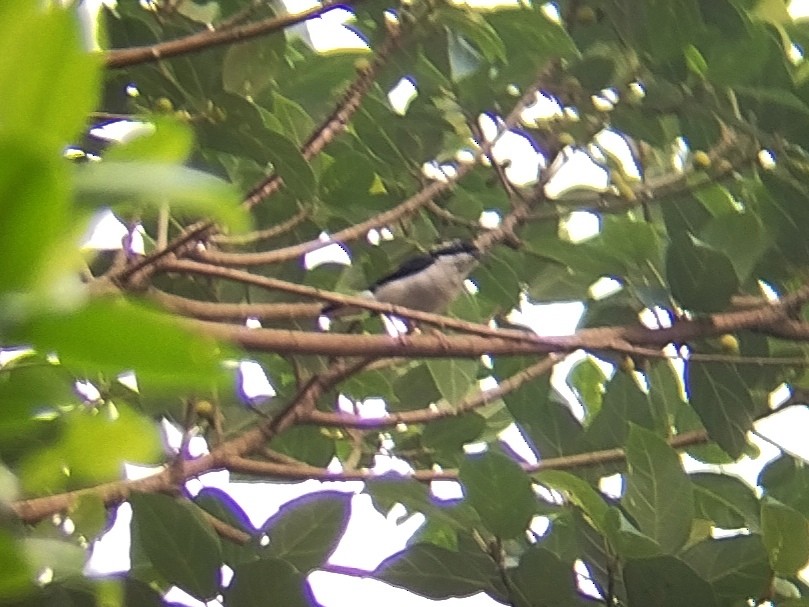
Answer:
(4, 0, 809, 605)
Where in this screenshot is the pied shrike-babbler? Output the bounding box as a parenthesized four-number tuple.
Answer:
(322, 241, 481, 317)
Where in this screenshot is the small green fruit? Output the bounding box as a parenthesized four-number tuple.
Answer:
(576, 6, 597, 25)
(719, 334, 740, 354)
(692, 150, 712, 169)
(154, 97, 174, 113)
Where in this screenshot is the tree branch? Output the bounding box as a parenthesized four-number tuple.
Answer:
(301, 355, 559, 428)
(104, 0, 362, 69)
(183, 281, 809, 359)
(148, 287, 322, 322)
(221, 429, 711, 481)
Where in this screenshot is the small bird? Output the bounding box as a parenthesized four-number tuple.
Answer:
(322, 241, 480, 317)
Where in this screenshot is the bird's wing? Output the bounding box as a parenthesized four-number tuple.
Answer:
(368, 253, 434, 292)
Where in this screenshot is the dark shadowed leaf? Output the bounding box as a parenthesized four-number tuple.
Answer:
(459, 451, 535, 538)
(262, 130, 316, 200)
(623, 426, 694, 553)
(496, 358, 584, 459)
(422, 413, 486, 452)
(261, 491, 351, 572)
(536, 470, 609, 533)
(681, 535, 771, 605)
(194, 488, 257, 566)
(759, 455, 809, 514)
(373, 542, 499, 599)
(268, 426, 335, 468)
(692, 472, 761, 531)
(583, 372, 658, 450)
(130, 492, 222, 600)
(602, 508, 663, 559)
(666, 232, 739, 313)
(366, 476, 478, 532)
(623, 556, 717, 607)
(685, 362, 761, 458)
(510, 546, 580, 607)
(224, 558, 317, 607)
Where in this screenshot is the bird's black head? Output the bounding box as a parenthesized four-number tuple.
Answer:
(430, 240, 480, 260)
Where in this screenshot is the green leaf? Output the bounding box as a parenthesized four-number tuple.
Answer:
(699, 212, 770, 282)
(427, 359, 478, 404)
(0, 530, 33, 601)
(268, 93, 315, 148)
(510, 546, 579, 607)
(735, 87, 809, 118)
(224, 558, 314, 607)
(623, 425, 694, 553)
(0, 3, 99, 146)
(19, 298, 230, 389)
(495, 358, 584, 459)
(535, 470, 610, 532)
(74, 161, 249, 233)
(569, 55, 617, 91)
(623, 555, 717, 607)
(574, 510, 628, 603)
(373, 543, 499, 599)
(583, 372, 658, 451)
(68, 494, 109, 541)
(620, 0, 705, 60)
(762, 499, 809, 576)
(366, 476, 477, 532)
(268, 426, 335, 468)
(681, 535, 772, 605)
(486, 6, 578, 87)
(0, 139, 68, 292)
(435, 7, 506, 65)
(759, 455, 809, 514)
(60, 404, 163, 484)
(647, 360, 687, 426)
(320, 149, 377, 211)
(758, 171, 809, 266)
(223, 34, 285, 97)
(598, 216, 663, 269)
(103, 118, 194, 164)
(23, 538, 86, 584)
(124, 577, 172, 606)
(130, 492, 222, 600)
(692, 472, 761, 531)
(567, 357, 605, 420)
(392, 365, 442, 412)
(261, 491, 350, 572)
(685, 361, 761, 458)
(194, 487, 257, 566)
(459, 451, 535, 538)
(684, 44, 708, 77)
(262, 129, 317, 201)
(665, 232, 739, 313)
(0, 357, 77, 442)
(421, 413, 486, 452)
(603, 507, 664, 559)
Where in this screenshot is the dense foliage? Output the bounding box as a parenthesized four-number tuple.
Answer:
(4, 0, 809, 605)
